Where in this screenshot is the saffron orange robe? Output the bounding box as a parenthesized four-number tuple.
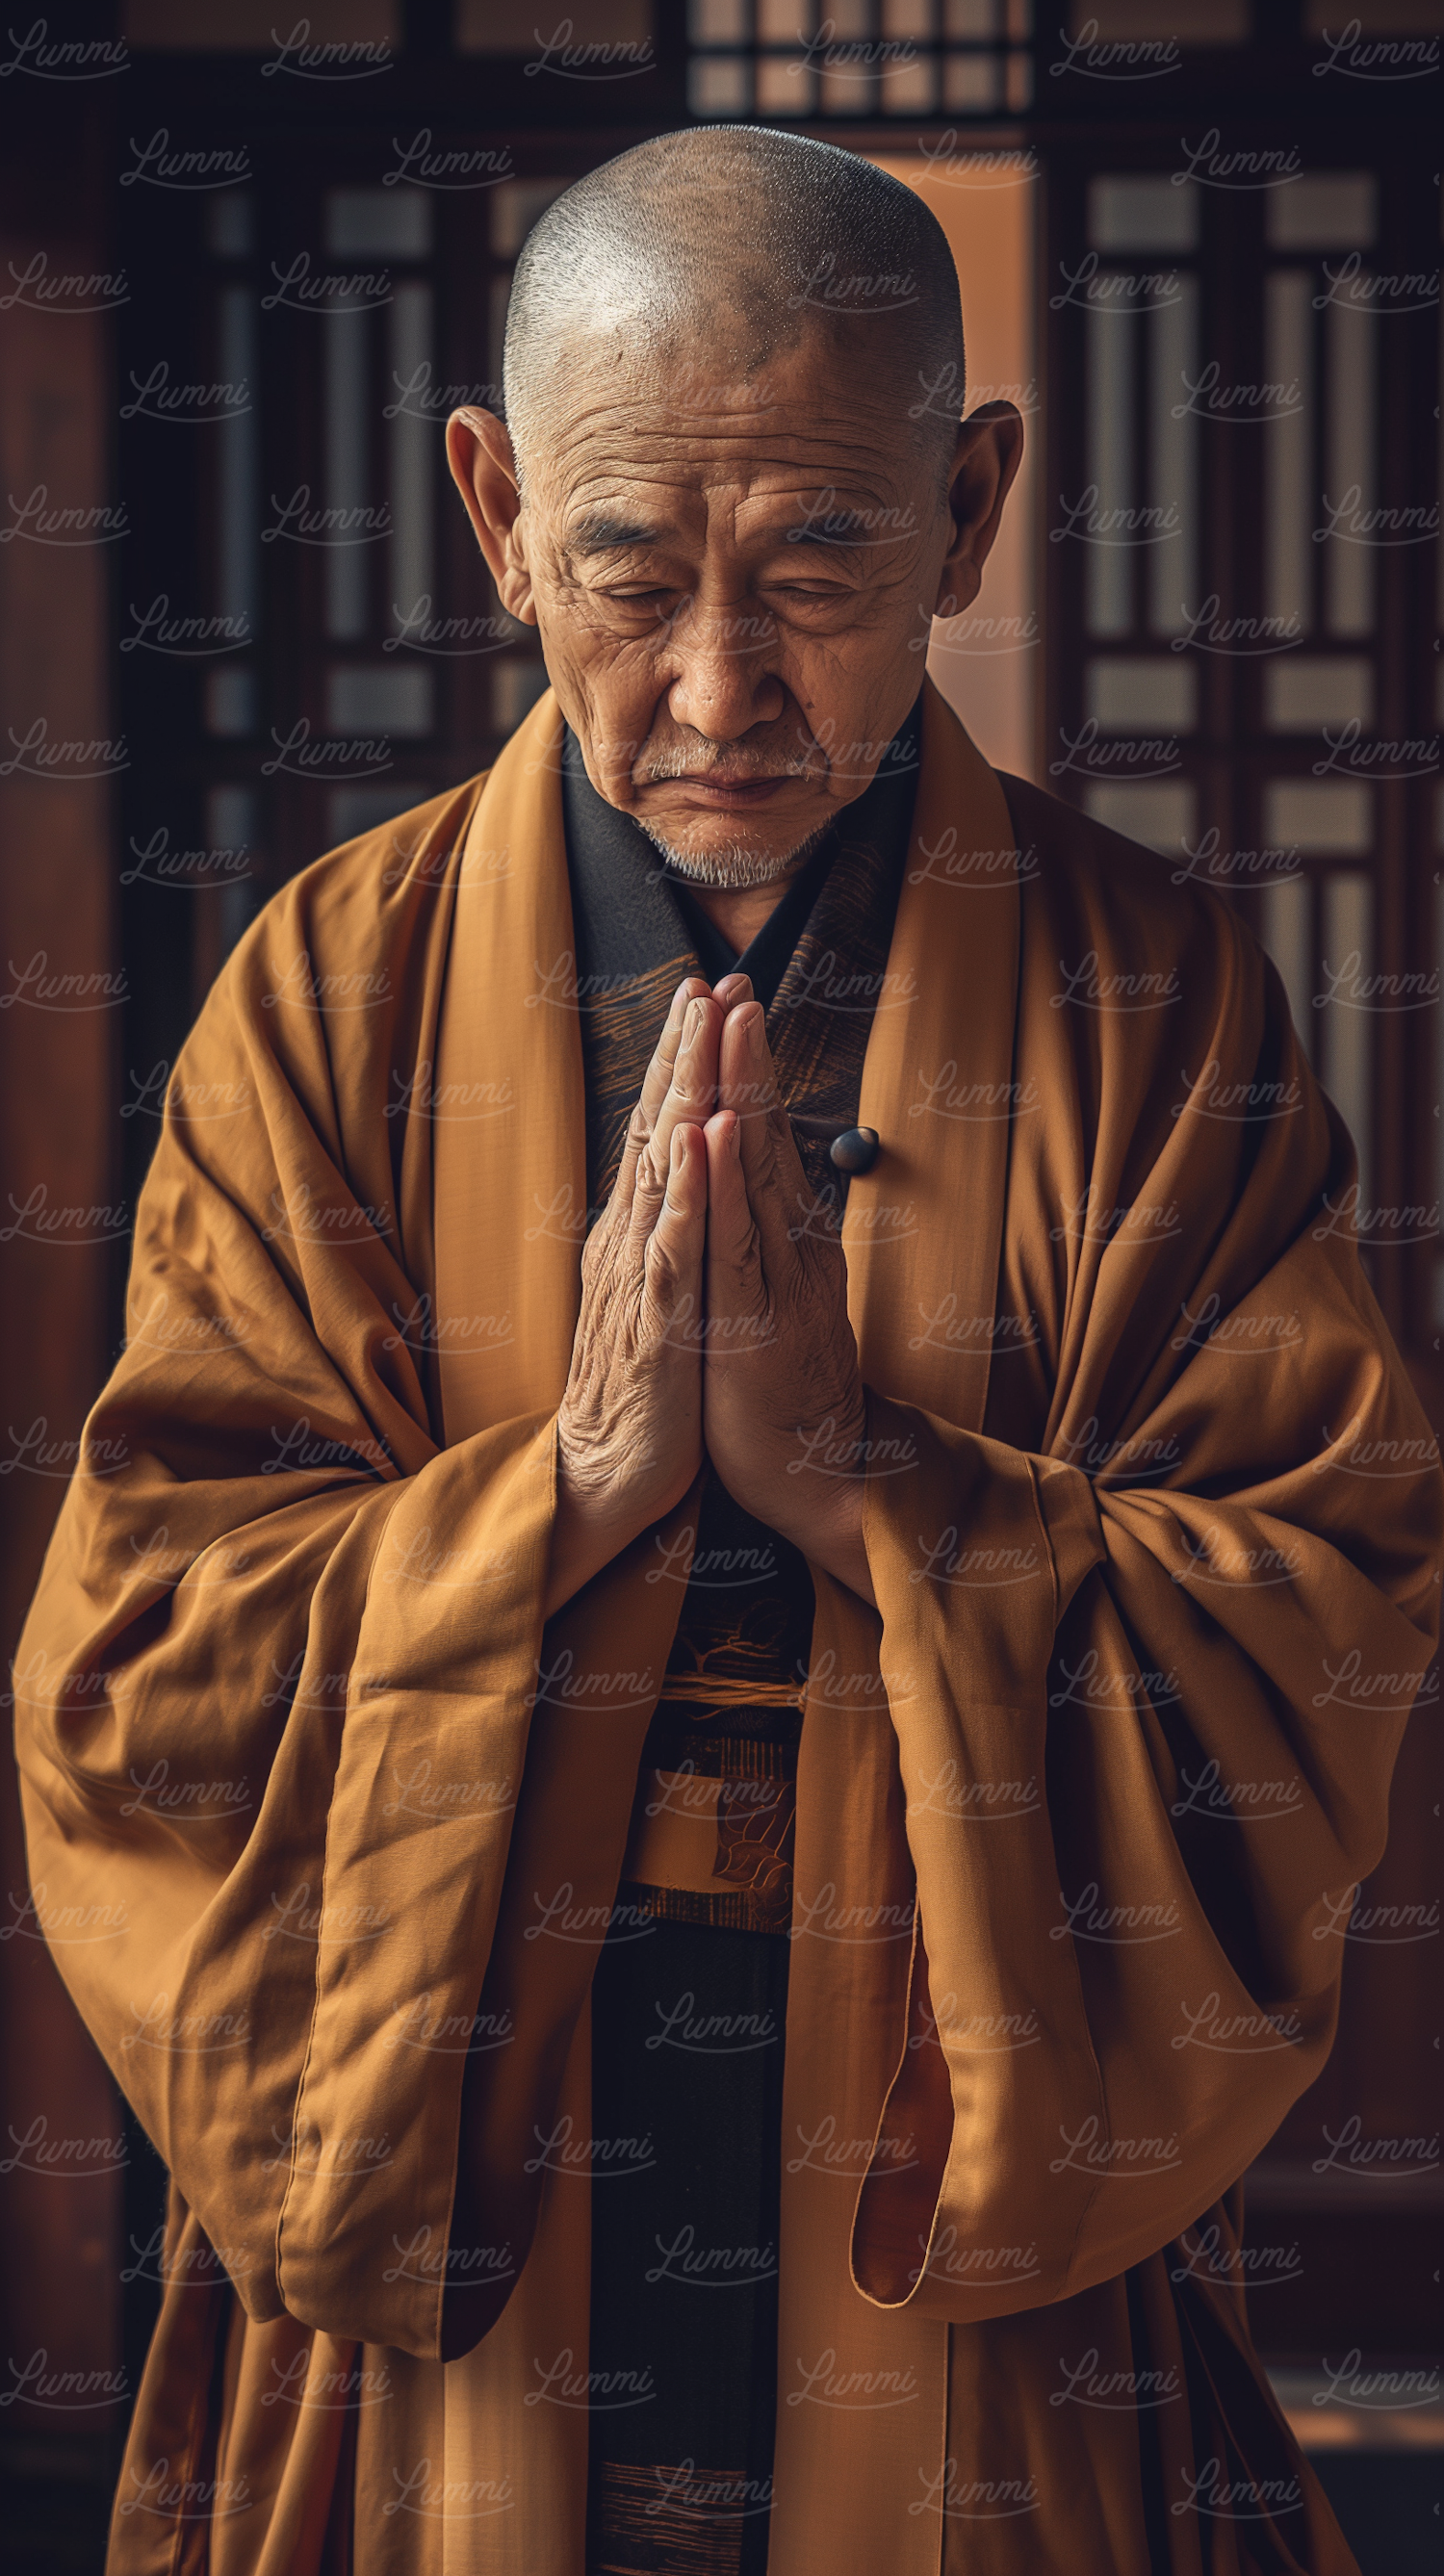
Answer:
(13, 679, 1438, 2573)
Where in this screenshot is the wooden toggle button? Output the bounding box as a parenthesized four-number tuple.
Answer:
(829, 1126, 880, 1174)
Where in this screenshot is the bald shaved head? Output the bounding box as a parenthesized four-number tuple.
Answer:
(502, 125, 966, 499)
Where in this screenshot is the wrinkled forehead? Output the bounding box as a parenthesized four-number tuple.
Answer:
(520, 308, 930, 524)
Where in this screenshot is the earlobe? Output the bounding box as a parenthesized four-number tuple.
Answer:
(933, 565, 982, 624)
(499, 567, 538, 628)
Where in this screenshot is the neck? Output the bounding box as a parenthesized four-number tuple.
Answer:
(675, 870, 802, 956)
(659, 816, 838, 956)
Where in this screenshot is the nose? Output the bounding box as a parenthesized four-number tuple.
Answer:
(663, 598, 785, 744)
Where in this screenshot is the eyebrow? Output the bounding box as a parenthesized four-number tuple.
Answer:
(563, 502, 882, 562)
(784, 509, 877, 551)
(567, 513, 666, 557)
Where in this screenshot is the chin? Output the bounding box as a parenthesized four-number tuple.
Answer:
(639, 805, 831, 889)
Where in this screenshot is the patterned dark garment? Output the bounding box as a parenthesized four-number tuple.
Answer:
(559, 704, 922, 2576)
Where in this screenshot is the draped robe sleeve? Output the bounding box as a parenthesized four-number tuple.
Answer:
(843, 761, 1440, 2319)
(12, 770, 586, 2361)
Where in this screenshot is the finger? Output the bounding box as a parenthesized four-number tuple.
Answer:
(611, 974, 711, 1215)
(718, 1002, 813, 1266)
(717, 998, 774, 1127)
(640, 975, 712, 1129)
(703, 1110, 764, 1353)
(642, 1116, 707, 1335)
(711, 970, 754, 1013)
(636, 991, 721, 1204)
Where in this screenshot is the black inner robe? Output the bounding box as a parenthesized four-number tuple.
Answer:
(558, 704, 923, 2576)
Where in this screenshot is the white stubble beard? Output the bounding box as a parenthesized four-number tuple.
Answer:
(636, 815, 835, 889)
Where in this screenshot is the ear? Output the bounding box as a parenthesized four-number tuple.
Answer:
(931, 400, 1024, 624)
(445, 407, 537, 627)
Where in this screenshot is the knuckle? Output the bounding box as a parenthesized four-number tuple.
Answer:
(644, 1236, 675, 1292)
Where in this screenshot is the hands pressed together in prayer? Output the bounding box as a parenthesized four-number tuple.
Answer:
(544, 974, 877, 1618)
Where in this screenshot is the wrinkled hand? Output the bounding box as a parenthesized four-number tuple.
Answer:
(701, 978, 876, 1606)
(546, 977, 719, 1615)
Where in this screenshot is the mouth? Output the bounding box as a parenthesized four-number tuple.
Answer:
(638, 768, 811, 812)
(667, 775, 794, 809)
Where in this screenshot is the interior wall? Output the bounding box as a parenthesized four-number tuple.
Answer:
(872, 150, 1042, 785)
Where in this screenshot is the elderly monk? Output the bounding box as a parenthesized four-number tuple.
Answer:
(14, 126, 1439, 2576)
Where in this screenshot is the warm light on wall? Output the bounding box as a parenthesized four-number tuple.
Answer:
(872, 150, 1042, 784)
